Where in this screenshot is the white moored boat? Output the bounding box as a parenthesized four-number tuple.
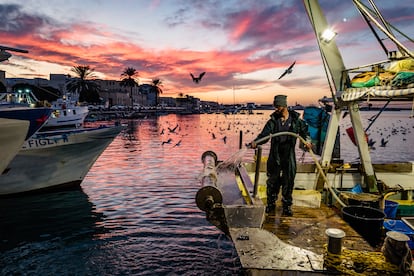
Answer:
(0, 118, 29, 173)
(42, 95, 89, 130)
(0, 125, 123, 195)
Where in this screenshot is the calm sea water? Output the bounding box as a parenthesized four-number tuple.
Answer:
(0, 110, 413, 275)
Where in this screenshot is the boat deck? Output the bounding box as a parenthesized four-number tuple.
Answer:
(197, 155, 405, 275)
(262, 203, 374, 255)
(228, 203, 380, 275)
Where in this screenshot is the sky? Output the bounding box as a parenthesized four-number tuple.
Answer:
(0, 0, 413, 105)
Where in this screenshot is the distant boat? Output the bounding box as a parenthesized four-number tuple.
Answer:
(1, 89, 89, 130)
(0, 118, 29, 173)
(42, 95, 89, 130)
(0, 125, 123, 196)
(289, 104, 304, 110)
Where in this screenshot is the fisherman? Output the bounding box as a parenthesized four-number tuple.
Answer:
(249, 95, 312, 216)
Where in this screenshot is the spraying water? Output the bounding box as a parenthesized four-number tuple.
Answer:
(216, 148, 249, 171)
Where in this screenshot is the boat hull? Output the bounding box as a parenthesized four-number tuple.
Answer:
(0, 106, 52, 139)
(0, 118, 29, 173)
(0, 125, 123, 195)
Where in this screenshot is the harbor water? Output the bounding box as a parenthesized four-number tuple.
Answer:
(1, 110, 413, 275)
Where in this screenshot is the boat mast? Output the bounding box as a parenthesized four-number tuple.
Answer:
(352, 0, 414, 59)
(303, 0, 378, 192)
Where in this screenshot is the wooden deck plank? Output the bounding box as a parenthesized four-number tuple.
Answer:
(262, 203, 374, 255)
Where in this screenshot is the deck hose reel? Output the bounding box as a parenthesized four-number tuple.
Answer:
(196, 151, 223, 211)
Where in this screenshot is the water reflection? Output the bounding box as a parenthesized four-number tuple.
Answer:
(0, 189, 106, 251)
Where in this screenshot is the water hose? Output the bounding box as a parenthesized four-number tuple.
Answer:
(253, 131, 347, 207)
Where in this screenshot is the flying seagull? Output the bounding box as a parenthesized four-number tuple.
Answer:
(161, 138, 172, 145)
(277, 61, 296, 80)
(190, 72, 206, 84)
(168, 124, 179, 133)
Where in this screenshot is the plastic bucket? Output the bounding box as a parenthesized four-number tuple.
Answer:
(384, 200, 399, 219)
(342, 206, 385, 247)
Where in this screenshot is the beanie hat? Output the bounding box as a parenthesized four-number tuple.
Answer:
(273, 95, 287, 107)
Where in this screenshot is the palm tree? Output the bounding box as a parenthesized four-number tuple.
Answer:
(120, 67, 139, 109)
(151, 78, 163, 106)
(66, 65, 100, 103)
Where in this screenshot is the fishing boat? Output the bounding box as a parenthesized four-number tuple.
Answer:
(0, 106, 52, 176)
(42, 94, 89, 130)
(0, 118, 29, 173)
(196, 0, 414, 274)
(0, 124, 123, 196)
(1, 89, 89, 130)
(0, 105, 52, 139)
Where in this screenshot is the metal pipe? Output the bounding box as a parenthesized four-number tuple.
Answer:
(253, 146, 262, 198)
(239, 130, 243, 149)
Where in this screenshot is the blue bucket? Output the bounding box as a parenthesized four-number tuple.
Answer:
(384, 200, 399, 219)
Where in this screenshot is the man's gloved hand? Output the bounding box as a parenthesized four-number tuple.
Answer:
(246, 141, 257, 149)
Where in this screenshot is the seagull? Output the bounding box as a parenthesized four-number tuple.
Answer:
(162, 138, 172, 145)
(173, 140, 182, 147)
(168, 124, 179, 133)
(368, 138, 376, 150)
(190, 72, 206, 84)
(277, 61, 296, 80)
(380, 138, 388, 147)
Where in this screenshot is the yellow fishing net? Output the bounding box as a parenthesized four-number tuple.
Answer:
(324, 246, 400, 275)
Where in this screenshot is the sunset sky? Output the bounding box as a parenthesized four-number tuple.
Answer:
(0, 0, 413, 105)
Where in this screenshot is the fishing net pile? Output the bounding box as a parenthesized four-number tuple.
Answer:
(324, 244, 412, 275)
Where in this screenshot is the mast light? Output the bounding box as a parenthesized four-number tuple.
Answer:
(320, 29, 337, 43)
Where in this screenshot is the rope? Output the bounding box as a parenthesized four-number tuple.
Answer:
(324, 245, 400, 275)
(254, 131, 347, 207)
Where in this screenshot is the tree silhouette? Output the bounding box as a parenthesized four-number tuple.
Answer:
(151, 78, 163, 106)
(120, 67, 139, 108)
(66, 65, 100, 103)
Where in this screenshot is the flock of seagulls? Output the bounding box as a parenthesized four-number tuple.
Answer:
(160, 123, 182, 147)
(351, 119, 412, 151)
(156, 115, 268, 150)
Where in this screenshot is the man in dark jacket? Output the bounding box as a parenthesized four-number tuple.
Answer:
(250, 95, 311, 216)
